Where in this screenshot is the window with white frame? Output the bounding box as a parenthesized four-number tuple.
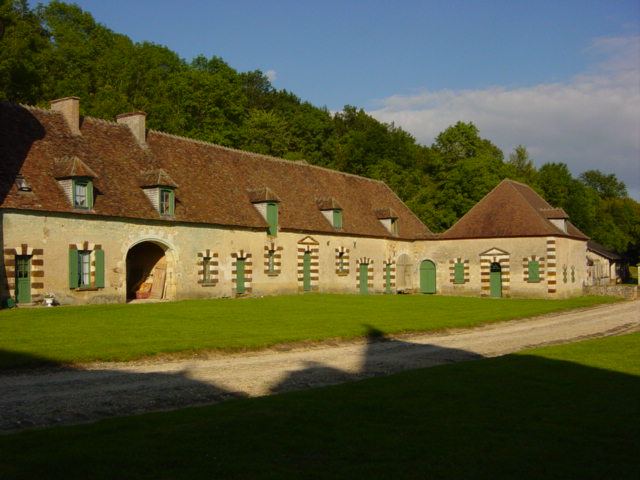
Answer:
(78, 250, 91, 287)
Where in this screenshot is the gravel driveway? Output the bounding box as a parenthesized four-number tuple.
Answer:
(1, 299, 638, 434)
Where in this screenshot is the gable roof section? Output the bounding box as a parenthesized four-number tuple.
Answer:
(441, 179, 588, 240)
(0, 101, 432, 240)
(53, 156, 98, 179)
(139, 168, 179, 188)
(587, 240, 622, 260)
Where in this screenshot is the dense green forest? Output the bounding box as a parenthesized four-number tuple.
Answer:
(1, 0, 638, 261)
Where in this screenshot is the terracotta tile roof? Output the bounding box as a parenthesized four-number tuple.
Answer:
(587, 240, 622, 260)
(0, 102, 433, 240)
(441, 179, 588, 240)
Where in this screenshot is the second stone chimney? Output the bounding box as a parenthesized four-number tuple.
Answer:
(51, 96, 81, 135)
(116, 111, 147, 146)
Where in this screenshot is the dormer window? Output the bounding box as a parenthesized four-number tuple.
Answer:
(375, 208, 399, 236)
(73, 178, 93, 209)
(317, 197, 343, 230)
(54, 156, 98, 211)
(248, 187, 281, 237)
(540, 208, 569, 233)
(159, 188, 175, 217)
(140, 169, 179, 218)
(15, 174, 32, 192)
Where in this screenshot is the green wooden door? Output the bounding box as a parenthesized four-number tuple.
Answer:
(490, 262, 502, 297)
(359, 263, 369, 294)
(419, 260, 436, 294)
(385, 263, 392, 294)
(16, 255, 31, 303)
(303, 251, 311, 292)
(236, 258, 245, 294)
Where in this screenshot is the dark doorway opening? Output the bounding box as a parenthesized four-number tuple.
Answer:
(126, 242, 167, 300)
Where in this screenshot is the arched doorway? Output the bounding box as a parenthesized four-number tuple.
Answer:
(396, 253, 412, 291)
(490, 262, 502, 297)
(420, 260, 436, 294)
(126, 242, 168, 300)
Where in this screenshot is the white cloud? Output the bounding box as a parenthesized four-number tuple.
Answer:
(265, 69, 277, 82)
(368, 36, 640, 200)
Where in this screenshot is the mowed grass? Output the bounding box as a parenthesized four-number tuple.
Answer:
(1, 332, 638, 480)
(0, 294, 619, 368)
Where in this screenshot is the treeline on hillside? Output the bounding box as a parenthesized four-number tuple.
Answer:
(1, 0, 638, 261)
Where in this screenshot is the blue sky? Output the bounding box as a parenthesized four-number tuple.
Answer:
(45, 0, 640, 199)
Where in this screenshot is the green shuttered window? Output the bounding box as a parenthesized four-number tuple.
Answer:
(454, 262, 465, 284)
(159, 188, 175, 217)
(267, 202, 278, 236)
(236, 258, 246, 294)
(73, 178, 93, 209)
(528, 261, 540, 283)
(68, 247, 105, 289)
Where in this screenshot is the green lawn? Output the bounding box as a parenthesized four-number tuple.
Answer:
(0, 294, 619, 368)
(1, 331, 637, 479)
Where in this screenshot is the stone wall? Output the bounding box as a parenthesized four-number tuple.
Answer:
(583, 285, 638, 300)
(2, 210, 593, 305)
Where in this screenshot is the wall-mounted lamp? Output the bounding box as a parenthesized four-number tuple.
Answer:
(15, 174, 32, 192)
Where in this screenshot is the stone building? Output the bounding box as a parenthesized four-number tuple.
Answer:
(586, 240, 624, 285)
(0, 97, 591, 305)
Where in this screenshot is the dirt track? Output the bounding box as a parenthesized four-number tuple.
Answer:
(1, 300, 638, 434)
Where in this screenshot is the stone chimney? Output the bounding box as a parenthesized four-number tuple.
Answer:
(116, 111, 147, 146)
(50, 96, 81, 135)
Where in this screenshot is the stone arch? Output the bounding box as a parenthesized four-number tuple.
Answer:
(126, 239, 174, 301)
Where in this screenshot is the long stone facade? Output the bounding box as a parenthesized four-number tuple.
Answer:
(0, 98, 591, 305)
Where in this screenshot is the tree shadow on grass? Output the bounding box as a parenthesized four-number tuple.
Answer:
(1, 341, 639, 479)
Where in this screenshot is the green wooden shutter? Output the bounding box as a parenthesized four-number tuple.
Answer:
(454, 262, 465, 283)
(87, 180, 94, 208)
(333, 209, 342, 229)
(236, 258, 245, 294)
(68, 248, 79, 288)
(94, 249, 105, 288)
(169, 189, 175, 216)
(267, 202, 278, 236)
(528, 261, 540, 282)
